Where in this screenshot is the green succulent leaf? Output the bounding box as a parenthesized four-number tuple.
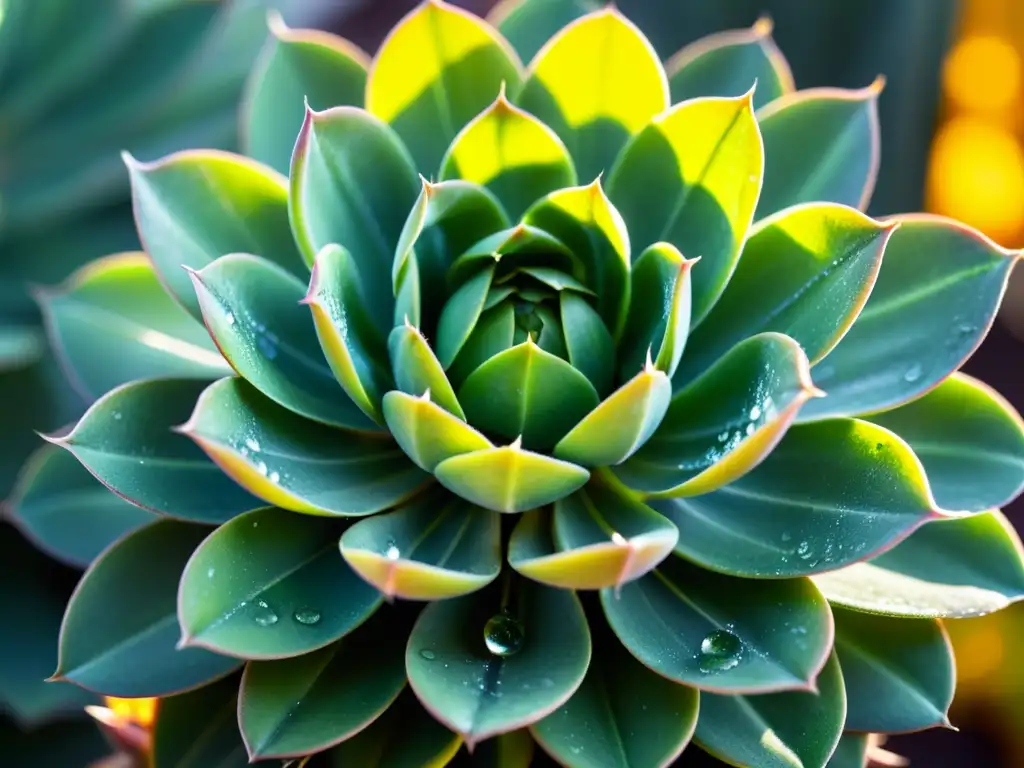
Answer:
(558, 290, 615, 397)
(181, 377, 428, 517)
(516, 7, 668, 180)
(615, 333, 815, 498)
(523, 181, 631, 339)
(47, 378, 259, 523)
(435, 440, 590, 513)
(382, 390, 493, 473)
(151, 675, 248, 768)
(801, 215, 1019, 420)
(489, 0, 600, 63)
(38, 252, 229, 399)
(825, 734, 870, 768)
(188, 252, 377, 431)
(617, 243, 697, 380)
(653, 418, 941, 578)
(238, 612, 407, 760)
(814, 509, 1024, 619)
(666, 18, 795, 110)
(603, 555, 833, 693)
(6, 444, 155, 568)
(317, 688, 463, 767)
(389, 323, 467, 420)
(340, 489, 501, 600)
(242, 13, 369, 175)
(832, 607, 954, 733)
(677, 204, 895, 385)
(866, 373, 1024, 512)
(694, 652, 846, 768)
(447, 301, 517, 387)
(554, 365, 672, 467)
(607, 92, 763, 327)
(755, 82, 882, 219)
(289, 104, 418, 329)
(54, 519, 241, 696)
(392, 178, 508, 330)
(178, 507, 381, 659)
(406, 580, 591, 746)
(448, 224, 578, 287)
(532, 631, 698, 768)
(304, 244, 393, 425)
(508, 482, 677, 590)
(365, 0, 522, 174)
(436, 266, 496, 369)
(458, 338, 600, 449)
(125, 150, 304, 320)
(440, 88, 576, 220)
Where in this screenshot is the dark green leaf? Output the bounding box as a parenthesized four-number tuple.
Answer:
(152, 675, 249, 768)
(825, 733, 870, 768)
(406, 580, 590, 746)
(436, 266, 496, 369)
(448, 224, 578, 288)
(559, 290, 615, 397)
(189, 252, 377, 431)
(181, 377, 428, 517)
(55, 519, 241, 696)
(602, 555, 833, 693)
(447, 301, 517, 388)
(48, 378, 259, 523)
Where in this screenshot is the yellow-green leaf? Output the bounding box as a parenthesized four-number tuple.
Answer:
(382, 390, 493, 472)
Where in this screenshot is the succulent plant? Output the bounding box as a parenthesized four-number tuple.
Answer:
(20, 1, 1024, 766)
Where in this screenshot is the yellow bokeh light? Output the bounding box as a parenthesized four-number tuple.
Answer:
(926, 116, 1024, 244)
(103, 696, 159, 729)
(943, 35, 1021, 113)
(948, 616, 1006, 688)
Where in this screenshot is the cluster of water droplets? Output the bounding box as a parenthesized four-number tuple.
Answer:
(235, 433, 282, 484)
(683, 387, 778, 471)
(224, 311, 280, 361)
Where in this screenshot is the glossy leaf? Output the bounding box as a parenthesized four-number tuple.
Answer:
(318, 688, 463, 767)
(243, 12, 369, 175)
(406, 580, 591, 746)
(447, 301, 517, 387)
(181, 377, 428, 517)
(801, 215, 1019, 420)
(833, 608, 954, 733)
(448, 223, 579, 287)
(458, 338, 600, 449)
(867, 373, 1024, 512)
(517, 8, 668, 180)
(289, 104, 418, 329)
(394, 179, 509, 333)
(532, 635, 698, 768)
(559, 290, 615, 396)
(666, 18, 794, 110)
(382, 390, 493, 473)
(554, 365, 672, 467)
(54, 520, 241, 696)
(508, 482, 677, 590)
(38, 252, 229, 399)
(755, 82, 882, 219)
(616, 333, 816, 498)
(825, 734, 870, 768)
(814, 509, 1024, 618)
(125, 150, 303, 320)
(238, 613, 406, 759)
(189, 252, 377, 431)
(151, 675, 248, 768)
(389, 322, 466, 420)
(653, 418, 941, 578)
(489, 0, 600, 63)
(6, 444, 154, 568)
(303, 244, 393, 425)
(603, 555, 833, 693)
(47, 378, 259, 523)
(435, 440, 590, 513)
(618, 243, 697, 380)
(436, 265, 495, 369)
(694, 653, 846, 768)
(607, 93, 762, 326)
(366, 0, 522, 173)
(677, 204, 895, 384)
(178, 507, 381, 659)
(341, 490, 501, 600)
(440, 88, 576, 220)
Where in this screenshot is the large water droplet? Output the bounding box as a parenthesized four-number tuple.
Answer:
(253, 600, 278, 627)
(225, 312, 236, 326)
(385, 545, 400, 561)
(903, 363, 922, 383)
(419, 649, 436, 661)
(698, 629, 742, 672)
(483, 612, 525, 657)
(293, 608, 321, 626)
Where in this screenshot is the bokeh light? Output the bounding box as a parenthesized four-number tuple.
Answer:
(943, 35, 1021, 114)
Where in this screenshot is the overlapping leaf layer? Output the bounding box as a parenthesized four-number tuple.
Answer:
(17, 1, 1024, 766)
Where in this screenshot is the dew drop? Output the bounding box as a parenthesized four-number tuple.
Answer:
(112, 411, 123, 421)
(257, 460, 269, 476)
(245, 437, 260, 452)
(781, 532, 792, 543)
(419, 649, 437, 661)
(207, 567, 215, 579)
(225, 312, 235, 326)
(257, 334, 279, 360)
(253, 600, 278, 627)
(749, 405, 762, 420)
(386, 545, 400, 561)
(903, 363, 922, 383)
(293, 608, 321, 626)
(610, 531, 627, 546)
(483, 612, 525, 657)
(698, 629, 743, 673)
(745, 422, 756, 436)
(269, 471, 280, 484)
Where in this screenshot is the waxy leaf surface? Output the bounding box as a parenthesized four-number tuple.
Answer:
(151, 676, 248, 768)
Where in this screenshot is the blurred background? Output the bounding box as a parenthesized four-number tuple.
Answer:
(2, 0, 1023, 765)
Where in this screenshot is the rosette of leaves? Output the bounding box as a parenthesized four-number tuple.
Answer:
(26, 1, 1024, 766)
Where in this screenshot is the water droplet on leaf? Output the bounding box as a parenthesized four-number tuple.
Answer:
(225, 312, 235, 326)
(483, 612, 525, 657)
(385, 545, 400, 561)
(698, 629, 743, 672)
(420, 649, 437, 661)
(293, 608, 321, 626)
(903, 363, 922, 383)
(253, 600, 278, 627)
